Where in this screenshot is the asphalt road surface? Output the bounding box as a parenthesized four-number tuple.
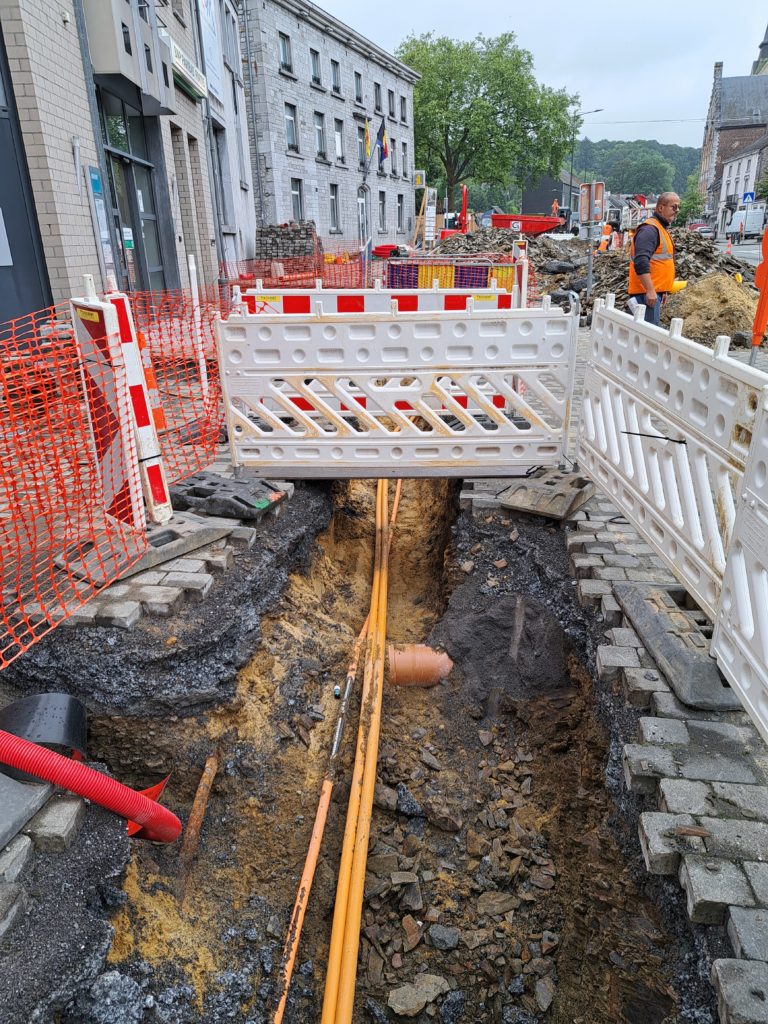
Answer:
(716, 239, 762, 265)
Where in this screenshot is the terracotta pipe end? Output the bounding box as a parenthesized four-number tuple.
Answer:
(388, 644, 453, 687)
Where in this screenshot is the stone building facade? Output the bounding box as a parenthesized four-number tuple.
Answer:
(0, 0, 255, 321)
(699, 35, 768, 219)
(239, 0, 419, 246)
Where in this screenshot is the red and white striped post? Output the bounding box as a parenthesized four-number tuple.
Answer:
(104, 287, 173, 525)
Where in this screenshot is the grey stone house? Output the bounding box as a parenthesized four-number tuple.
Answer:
(239, 0, 419, 246)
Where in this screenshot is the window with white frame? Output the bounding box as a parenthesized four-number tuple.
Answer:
(310, 49, 321, 85)
(334, 119, 344, 162)
(400, 95, 407, 122)
(401, 141, 408, 177)
(378, 190, 386, 231)
(354, 72, 363, 103)
(285, 103, 298, 151)
(291, 178, 303, 220)
(388, 89, 395, 117)
(357, 125, 366, 166)
(330, 184, 340, 231)
(397, 194, 404, 231)
(279, 32, 292, 72)
(331, 59, 341, 93)
(374, 83, 382, 112)
(314, 112, 326, 157)
(390, 138, 397, 174)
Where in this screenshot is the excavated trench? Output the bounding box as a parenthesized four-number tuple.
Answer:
(86, 480, 717, 1024)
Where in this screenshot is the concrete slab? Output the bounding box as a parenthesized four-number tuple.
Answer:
(745, 862, 768, 905)
(659, 780, 715, 817)
(638, 812, 706, 874)
(0, 835, 34, 883)
(23, 794, 85, 852)
(712, 958, 768, 1023)
(727, 907, 768, 961)
(0, 882, 25, 940)
(679, 856, 756, 924)
(698, 818, 768, 861)
(0, 774, 52, 850)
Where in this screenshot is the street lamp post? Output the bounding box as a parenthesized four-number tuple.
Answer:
(569, 108, 603, 226)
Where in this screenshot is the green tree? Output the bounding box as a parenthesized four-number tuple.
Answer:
(576, 138, 700, 194)
(606, 152, 675, 194)
(678, 171, 705, 223)
(397, 33, 575, 210)
(756, 166, 768, 202)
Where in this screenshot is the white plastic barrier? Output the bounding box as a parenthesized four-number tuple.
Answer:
(241, 283, 517, 316)
(713, 394, 768, 742)
(578, 295, 768, 620)
(216, 299, 578, 478)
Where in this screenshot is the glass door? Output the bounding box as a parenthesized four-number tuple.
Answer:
(107, 155, 140, 291)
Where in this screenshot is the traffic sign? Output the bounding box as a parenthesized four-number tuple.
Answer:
(579, 181, 605, 225)
(744, 191, 756, 203)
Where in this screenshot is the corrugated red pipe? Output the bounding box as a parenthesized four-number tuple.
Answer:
(0, 728, 181, 843)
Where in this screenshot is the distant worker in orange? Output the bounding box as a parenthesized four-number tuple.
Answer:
(597, 221, 621, 253)
(551, 197, 559, 218)
(627, 192, 679, 325)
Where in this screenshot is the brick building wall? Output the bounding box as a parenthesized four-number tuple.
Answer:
(240, 0, 418, 245)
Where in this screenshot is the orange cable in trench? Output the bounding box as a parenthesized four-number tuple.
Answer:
(273, 480, 401, 1024)
(321, 480, 389, 1024)
(334, 478, 392, 1024)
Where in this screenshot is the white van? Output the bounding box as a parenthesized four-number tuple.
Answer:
(727, 205, 766, 241)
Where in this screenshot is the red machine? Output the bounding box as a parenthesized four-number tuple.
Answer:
(490, 213, 565, 236)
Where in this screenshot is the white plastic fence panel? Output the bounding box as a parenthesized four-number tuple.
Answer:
(578, 295, 768, 620)
(712, 394, 768, 743)
(216, 303, 579, 478)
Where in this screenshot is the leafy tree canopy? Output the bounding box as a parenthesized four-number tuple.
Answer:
(678, 171, 705, 223)
(575, 138, 700, 195)
(397, 33, 575, 209)
(605, 152, 675, 195)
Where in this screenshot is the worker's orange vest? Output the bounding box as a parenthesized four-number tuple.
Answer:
(628, 217, 675, 294)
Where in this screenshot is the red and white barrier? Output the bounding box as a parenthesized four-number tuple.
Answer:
(106, 291, 173, 525)
(241, 287, 515, 316)
(70, 289, 145, 533)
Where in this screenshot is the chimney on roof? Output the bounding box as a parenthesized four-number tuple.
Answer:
(714, 61, 723, 79)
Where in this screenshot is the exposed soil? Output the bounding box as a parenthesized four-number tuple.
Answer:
(59, 481, 718, 1023)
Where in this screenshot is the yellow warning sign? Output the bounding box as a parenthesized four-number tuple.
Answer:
(256, 296, 280, 304)
(472, 294, 495, 301)
(75, 307, 101, 322)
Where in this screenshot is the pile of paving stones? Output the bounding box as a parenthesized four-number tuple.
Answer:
(253, 221, 322, 260)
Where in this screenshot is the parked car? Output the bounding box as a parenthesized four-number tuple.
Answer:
(693, 225, 715, 239)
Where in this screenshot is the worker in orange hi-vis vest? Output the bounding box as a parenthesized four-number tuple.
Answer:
(628, 192, 679, 326)
(551, 198, 559, 218)
(597, 221, 620, 252)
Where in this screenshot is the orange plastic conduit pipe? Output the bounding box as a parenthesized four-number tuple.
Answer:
(273, 480, 401, 1024)
(334, 480, 391, 1024)
(321, 479, 387, 1024)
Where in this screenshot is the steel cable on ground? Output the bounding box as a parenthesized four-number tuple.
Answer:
(272, 480, 401, 1024)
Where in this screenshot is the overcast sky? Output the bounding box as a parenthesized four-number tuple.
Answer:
(318, 1, 768, 149)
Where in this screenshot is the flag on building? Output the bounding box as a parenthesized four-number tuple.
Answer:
(364, 118, 371, 159)
(376, 119, 389, 167)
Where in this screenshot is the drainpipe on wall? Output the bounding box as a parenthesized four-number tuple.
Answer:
(191, 0, 226, 280)
(241, 0, 267, 227)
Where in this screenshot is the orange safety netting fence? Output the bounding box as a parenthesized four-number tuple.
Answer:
(129, 288, 225, 484)
(0, 304, 147, 669)
(220, 251, 388, 291)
